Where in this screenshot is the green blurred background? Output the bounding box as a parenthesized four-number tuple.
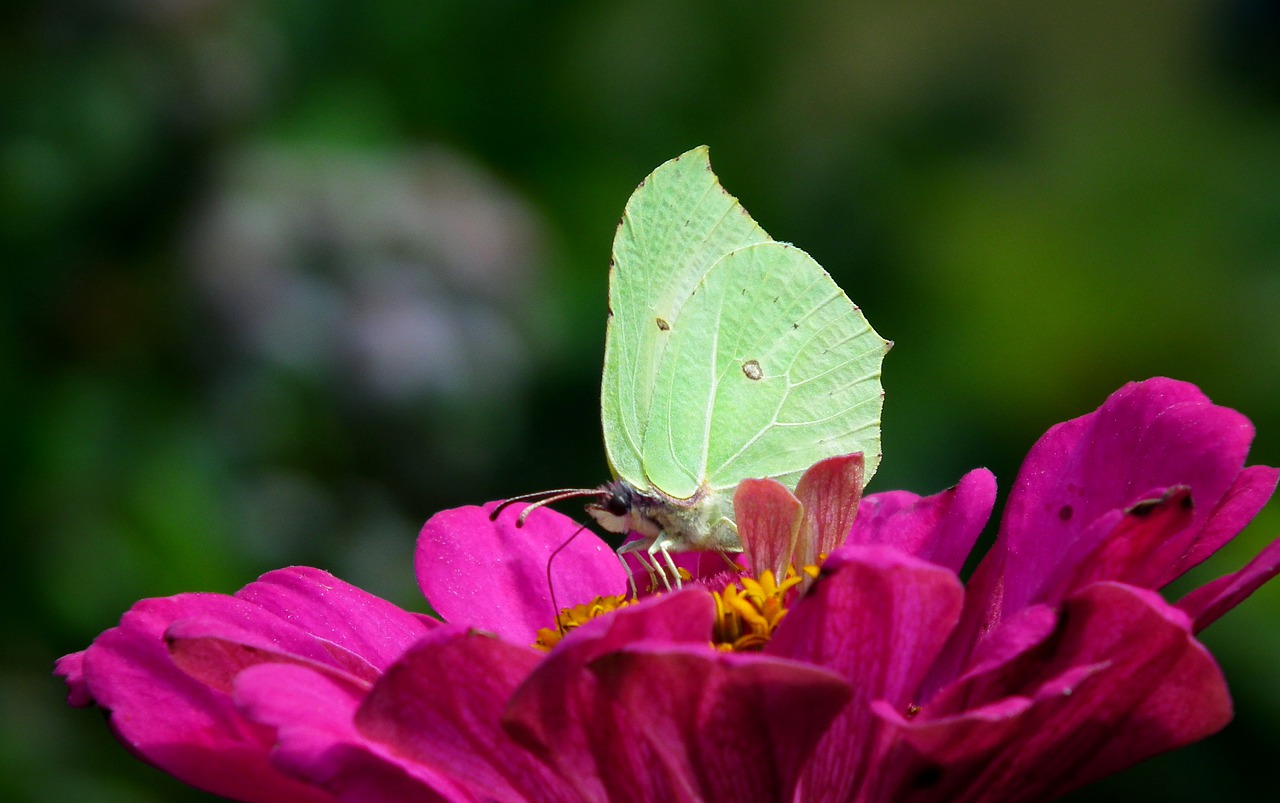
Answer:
(5, 1, 1279, 800)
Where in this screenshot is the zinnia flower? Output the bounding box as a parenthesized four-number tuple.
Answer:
(57, 378, 1280, 802)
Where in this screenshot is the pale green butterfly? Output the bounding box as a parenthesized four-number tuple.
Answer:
(503, 146, 889, 591)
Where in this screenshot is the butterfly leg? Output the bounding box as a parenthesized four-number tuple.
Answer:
(650, 533, 683, 590)
(616, 538, 661, 597)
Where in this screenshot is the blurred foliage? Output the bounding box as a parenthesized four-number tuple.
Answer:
(3, 1, 1279, 801)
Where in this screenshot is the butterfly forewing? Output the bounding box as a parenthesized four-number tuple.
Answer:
(601, 147, 773, 490)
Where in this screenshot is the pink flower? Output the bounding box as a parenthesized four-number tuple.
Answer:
(57, 378, 1280, 802)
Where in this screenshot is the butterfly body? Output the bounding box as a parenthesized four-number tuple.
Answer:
(586, 479, 739, 587)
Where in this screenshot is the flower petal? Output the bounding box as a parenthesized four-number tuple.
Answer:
(1039, 486, 1195, 598)
(793, 452, 865, 564)
(503, 589, 717, 800)
(992, 378, 1257, 617)
(235, 663, 464, 802)
(236, 566, 440, 672)
(1178, 464, 1280, 572)
(56, 594, 334, 803)
(509, 604, 851, 803)
(354, 630, 555, 802)
(847, 468, 996, 573)
(417, 502, 627, 644)
(765, 546, 964, 802)
(1179, 531, 1280, 631)
(579, 648, 851, 803)
(880, 583, 1231, 802)
(166, 615, 378, 693)
(734, 478, 803, 579)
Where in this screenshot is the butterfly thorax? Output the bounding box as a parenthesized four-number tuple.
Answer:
(587, 479, 741, 555)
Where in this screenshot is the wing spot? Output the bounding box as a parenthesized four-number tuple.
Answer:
(656, 317, 670, 331)
(743, 360, 763, 381)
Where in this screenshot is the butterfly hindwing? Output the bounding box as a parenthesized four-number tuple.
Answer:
(640, 242, 888, 500)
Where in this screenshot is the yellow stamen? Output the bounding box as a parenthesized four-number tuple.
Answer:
(532, 561, 821, 653)
(710, 564, 816, 652)
(533, 594, 632, 651)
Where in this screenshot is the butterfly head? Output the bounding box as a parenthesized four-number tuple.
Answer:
(585, 480, 663, 539)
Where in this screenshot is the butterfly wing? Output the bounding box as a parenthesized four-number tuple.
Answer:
(601, 146, 772, 489)
(640, 241, 889, 499)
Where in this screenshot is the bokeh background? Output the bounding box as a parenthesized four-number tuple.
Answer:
(5, 1, 1279, 800)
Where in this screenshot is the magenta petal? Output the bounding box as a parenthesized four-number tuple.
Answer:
(1178, 464, 1280, 573)
(847, 468, 996, 573)
(54, 651, 89, 706)
(512, 638, 850, 803)
(63, 594, 333, 803)
(235, 566, 440, 672)
(1041, 486, 1196, 598)
(765, 546, 964, 801)
(355, 630, 555, 802)
(503, 590, 717, 800)
(417, 503, 627, 644)
(995, 378, 1256, 617)
(166, 616, 377, 693)
(793, 452, 866, 563)
(883, 583, 1231, 802)
(54, 567, 433, 803)
(734, 478, 804, 579)
(236, 663, 464, 802)
(1179, 533, 1280, 631)
(921, 604, 1064, 715)
(596, 648, 851, 803)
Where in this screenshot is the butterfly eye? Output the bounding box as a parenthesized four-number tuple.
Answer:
(605, 491, 630, 517)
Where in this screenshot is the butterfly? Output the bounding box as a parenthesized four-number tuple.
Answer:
(504, 147, 889, 592)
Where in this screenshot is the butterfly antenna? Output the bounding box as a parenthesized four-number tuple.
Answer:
(547, 521, 589, 637)
(492, 488, 604, 526)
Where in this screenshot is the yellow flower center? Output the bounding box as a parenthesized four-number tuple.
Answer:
(532, 563, 821, 653)
(533, 594, 632, 650)
(711, 564, 817, 652)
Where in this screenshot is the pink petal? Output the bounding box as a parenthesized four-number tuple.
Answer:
(585, 648, 851, 803)
(1177, 464, 1280, 572)
(354, 630, 555, 802)
(848, 468, 996, 573)
(880, 583, 1231, 802)
(166, 615, 378, 693)
(765, 546, 964, 802)
(417, 503, 627, 644)
(920, 604, 1063, 714)
(1179, 532, 1280, 631)
(503, 590, 718, 800)
(236, 566, 440, 672)
(1038, 486, 1195, 600)
(236, 662, 465, 802)
(62, 594, 334, 803)
(53, 651, 88, 707)
(993, 378, 1257, 618)
(54, 567, 433, 803)
(162, 567, 440, 692)
(793, 452, 865, 564)
(508, 610, 851, 803)
(734, 478, 804, 579)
